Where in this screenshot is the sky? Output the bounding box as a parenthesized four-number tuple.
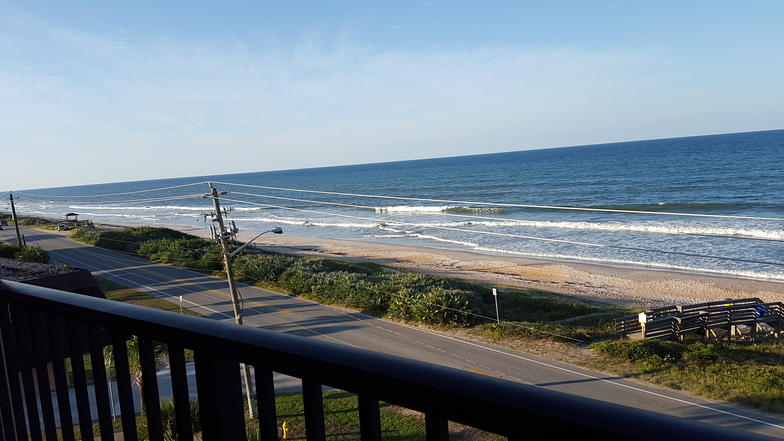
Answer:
(2, 1, 783, 191)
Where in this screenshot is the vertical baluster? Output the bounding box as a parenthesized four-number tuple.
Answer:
(302, 379, 326, 441)
(29, 310, 58, 439)
(137, 336, 163, 441)
(0, 301, 28, 441)
(255, 368, 278, 441)
(66, 320, 94, 440)
(10, 305, 42, 441)
(87, 325, 114, 440)
(46, 313, 76, 441)
(0, 306, 19, 440)
(358, 395, 382, 441)
(168, 344, 194, 440)
(111, 332, 139, 441)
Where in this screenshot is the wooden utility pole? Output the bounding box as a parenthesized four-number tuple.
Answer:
(206, 183, 256, 419)
(9, 193, 23, 247)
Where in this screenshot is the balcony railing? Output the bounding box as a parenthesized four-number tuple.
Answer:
(1, 279, 776, 441)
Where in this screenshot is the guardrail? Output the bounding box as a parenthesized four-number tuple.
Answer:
(616, 298, 784, 342)
(2, 280, 777, 441)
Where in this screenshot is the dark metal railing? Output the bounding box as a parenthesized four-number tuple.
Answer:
(1, 280, 777, 441)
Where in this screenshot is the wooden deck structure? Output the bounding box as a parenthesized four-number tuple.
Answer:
(615, 298, 784, 342)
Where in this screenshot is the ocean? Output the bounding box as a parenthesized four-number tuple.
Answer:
(7, 130, 784, 281)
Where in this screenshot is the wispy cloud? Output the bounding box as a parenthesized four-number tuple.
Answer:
(2, 7, 753, 189)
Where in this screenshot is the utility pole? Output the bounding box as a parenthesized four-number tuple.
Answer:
(9, 193, 23, 247)
(205, 183, 256, 419)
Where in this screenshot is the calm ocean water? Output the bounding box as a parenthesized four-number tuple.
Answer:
(8, 130, 784, 281)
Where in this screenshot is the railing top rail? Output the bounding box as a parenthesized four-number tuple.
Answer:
(681, 298, 763, 309)
(2, 280, 777, 440)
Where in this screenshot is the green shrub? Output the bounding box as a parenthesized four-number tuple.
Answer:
(591, 339, 685, 363)
(233, 253, 303, 283)
(279, 268, 318, 295)
(95, 227, 198, 254)
(17, 217, 51, 227)
(137, 399, 201, 441)
(681, 343, 720, 365)
(0, 243, 21, 258)
(14, 246, 50, 264)
(389, 287, 473, 325)
(137, 237, 220, 270)
(306, 271, 388, 313)
(70, 227, 102, 245)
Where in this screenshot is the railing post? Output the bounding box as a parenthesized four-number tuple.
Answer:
(195, 352, 246, 440)
(358, 395, 382, 441)
(0, 301, 29, 441)
(426, 413, 449, 441)
(255, 368, 279, 441)
(11, 305, 43, 441)
(66, 320, 95, 438)
(111, 333, 140, 441)
(168, 344, 194, 441)
(87, 325, 115, 441)
(302, 379, 326, 441)
(45, 313, 76, 441)
(29, 310, 58, 440)
(137, 336, 163, 441)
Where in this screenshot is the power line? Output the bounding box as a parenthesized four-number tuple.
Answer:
(219, 196, 784, 269)
(15, 182, 204, 198)
(18, 194, 205, 206)
(228, 191, 784, 243)
(212, 181, 784, 222)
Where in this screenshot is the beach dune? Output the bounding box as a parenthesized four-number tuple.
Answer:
(157, 223, 783, 309)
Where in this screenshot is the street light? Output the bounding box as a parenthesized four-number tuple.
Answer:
(222, 226, 282, 419)
(206, 183, 284, 419)
(229, 227, 283, 258)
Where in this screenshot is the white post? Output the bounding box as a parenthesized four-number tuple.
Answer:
(179, 295, 183, 314)
(493, 288, 500, 323)
(107, 368, 115, 421)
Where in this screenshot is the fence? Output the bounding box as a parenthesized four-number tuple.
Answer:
(1, 280, 776, 440)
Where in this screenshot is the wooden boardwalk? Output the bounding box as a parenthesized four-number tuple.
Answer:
(615, 298, 783, 342)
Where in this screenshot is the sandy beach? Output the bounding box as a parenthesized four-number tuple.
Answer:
(124, 222, 784, 309)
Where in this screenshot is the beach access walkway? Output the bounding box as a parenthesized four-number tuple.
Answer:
(615, 298, 784, 342)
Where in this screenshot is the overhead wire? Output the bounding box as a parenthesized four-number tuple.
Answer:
(15, 182, 205, 198)
(212, 181, 784, 222)
(227, 191, 784, 243)
(17, 194, 207, 206)
(219, 196, 784, 268)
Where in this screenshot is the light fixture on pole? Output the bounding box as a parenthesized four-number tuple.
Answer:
(229, 227, 283, 258)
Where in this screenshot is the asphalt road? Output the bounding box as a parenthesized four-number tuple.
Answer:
(5, 226, 784, 437)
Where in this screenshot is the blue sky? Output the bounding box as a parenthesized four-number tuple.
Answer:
(3, 1, 783, 190)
